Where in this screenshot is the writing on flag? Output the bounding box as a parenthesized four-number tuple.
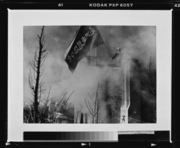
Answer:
(64, 26, 104, 72)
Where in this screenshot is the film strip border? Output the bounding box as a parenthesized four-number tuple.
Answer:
(23, 131, 169, 142)
(0, 1, 177, 10)
(24, 131, 118, 142)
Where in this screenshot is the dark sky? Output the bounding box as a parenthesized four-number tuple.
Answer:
(23, 26, 156, 113)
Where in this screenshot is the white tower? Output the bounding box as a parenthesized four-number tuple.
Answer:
(120, 55, 131, 124)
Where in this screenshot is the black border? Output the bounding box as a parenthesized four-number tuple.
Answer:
(173, 9, 180, 148)
(4, 1, 180, 148)
(0, 1, 7, 148)
(6, 2, 173, 10)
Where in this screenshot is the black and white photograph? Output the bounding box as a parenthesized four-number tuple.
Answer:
(8, 10, 171, 141)
(23, 25, 156, 124)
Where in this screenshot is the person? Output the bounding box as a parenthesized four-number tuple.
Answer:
(112, 47, 121, 65)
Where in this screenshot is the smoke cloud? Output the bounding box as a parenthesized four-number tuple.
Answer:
(24, 26, 156, 121)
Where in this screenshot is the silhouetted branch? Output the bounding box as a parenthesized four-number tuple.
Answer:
(147, 57, 156, 95)
(28, 26, 48, 123)
(40, 69, 44, 76)
(88, 93, 95, 103)
(84, 99, 94, 116)
(46, 86, 51, 101)
(84, 83, 101, 123)
(66, 91, 74, 103)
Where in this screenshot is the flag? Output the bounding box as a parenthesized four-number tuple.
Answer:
(64, 26, 104, 72)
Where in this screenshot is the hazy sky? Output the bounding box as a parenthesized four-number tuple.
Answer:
(23, 26, 156, 112)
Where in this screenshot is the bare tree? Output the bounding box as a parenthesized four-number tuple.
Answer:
(147, 57, 156, 95)
(84, 83, 101, 123)
(74, 112, 79, 123)
(147, 57, 156, 122)
(28, 26, 48, 123)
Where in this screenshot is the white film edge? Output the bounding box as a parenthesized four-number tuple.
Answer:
(8, 10, 172, 141)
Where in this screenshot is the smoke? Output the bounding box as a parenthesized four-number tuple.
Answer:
(43, 57, 123, 114)
(98, 26, 156, 69)
(24, 26, 156, 122)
